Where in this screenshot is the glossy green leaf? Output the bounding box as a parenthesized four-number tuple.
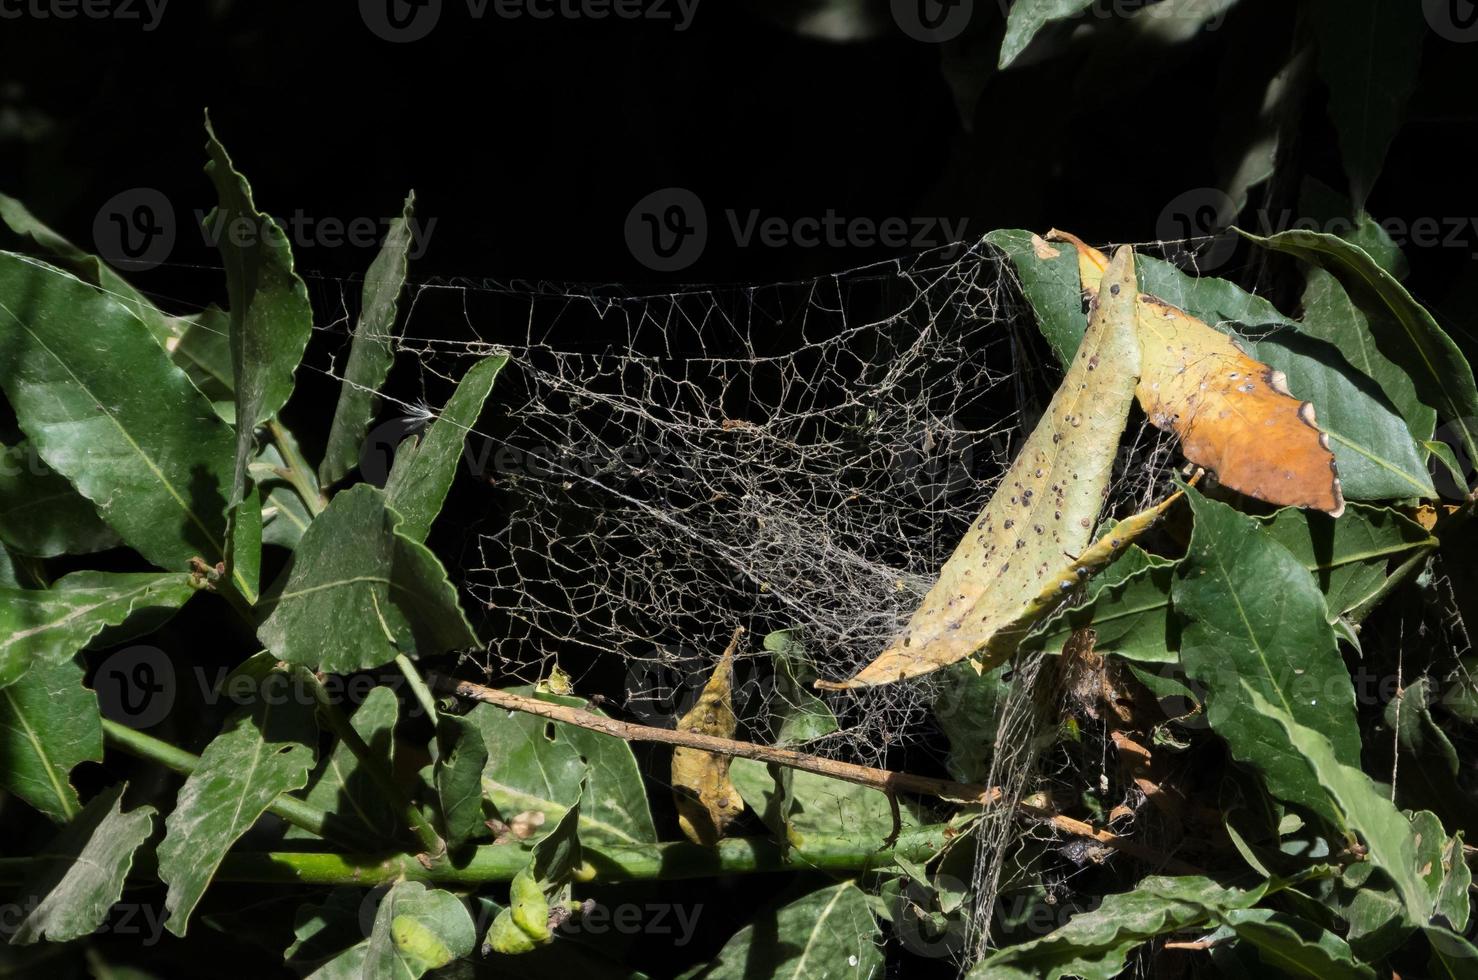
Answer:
(0, 653, 102, 822)
(1244, 228, 1478, 467)
(966, 876, 1265, 979)
(1260, 504, 1433, 624)
(1135, 252, 1294, 330)
(999, 0, 1095, 68)
(1028, 545, 1178, 663)
(471, 688, 656, 846)
(1245, 331, 1435, 500)
(0, 440, 121, 556)
(988, 229, 1088, 366)
(320, 192, 417, 488)
(1309, 0, 1425, 208)
(435, 709, 491, 848)
(1242, 684, 1428, 922)
(1221, 908, 1375, 979)
(0, 571, 195, 689)
(256, 484, 476, 672)
(202, 117, 313, 506)
(6, 783, 156, 944)
(0, 252, 237, 577)
(157, 698, 316, 935)
(1175, 489, 1360, 825)
(684, 882, 882, 980)
(384, 354, 507, 542)
(285, 685, 402, 843)
(0, 192, 177, 349)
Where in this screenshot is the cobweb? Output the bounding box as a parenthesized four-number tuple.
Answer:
(324, 233, 1195, 965)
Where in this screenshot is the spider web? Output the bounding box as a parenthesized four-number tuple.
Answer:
(324, 233, 1198, 965)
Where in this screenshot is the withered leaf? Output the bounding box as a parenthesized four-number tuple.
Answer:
(671, 628, 747, 844)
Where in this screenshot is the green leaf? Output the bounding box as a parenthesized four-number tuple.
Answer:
(0, 440, 121, 556)
(1259, 504, 1433, 624)
(1175, 488, 1360, 825)
(299, 883, 477, 979)
(730, 761, 921, 844)
(684, 882, 882, 980)
(988, 229, 1088, 366)
(763, 629, 838, 745)
(0, 571, 195, 689)
(1297, 178, 1408, 277)
(1135, 253, 1295, 330)
(0, 252, 238, 578)
(230, 483, 262, 600)
(470, 688, 656, 846)
(256, 484, 476, 673)
(965, 876, 1265, 979)
(933, 660, 1012, 783)
(1028, 545, 1178, 663)
(202, 116, 314, 507)
(1301, 266, 1436, 446)
(1242, 683, 1428, 923)
(170, 305, 235, 407)
(436, 709, 491, 848)
(366, 882, 477, 978)
(6, 783, 156, 944)
(0, 192, 177, 349)
(1410, 810, 1471, 930)
(157, 697, 316, 935)
(1309, 0, 1425, 208)
(1244, 331, 1436, 500)
(1427, 925, 1478, 979)
(384, 354, 507, 542)
(0, 653, 102, 821)
(1243, 228, 1478, 468)
(999, 0, 1095, 68)
(285, 685, 402, 843)
(320, 193, 417, 488)
(1221, 908, 1375, 979)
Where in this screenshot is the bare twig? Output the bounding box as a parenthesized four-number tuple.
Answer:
(430, 672, 1201, 872)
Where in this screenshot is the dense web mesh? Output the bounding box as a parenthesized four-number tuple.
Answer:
(319, 234, 1204, 964)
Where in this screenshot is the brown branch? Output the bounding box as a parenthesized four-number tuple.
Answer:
(430, 672, 1201, 873)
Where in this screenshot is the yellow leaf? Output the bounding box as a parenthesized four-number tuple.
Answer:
(816, 246, 1143, 689)
(671, 628, 747, 844)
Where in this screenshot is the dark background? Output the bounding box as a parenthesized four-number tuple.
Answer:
(3, 1, 1477, 976)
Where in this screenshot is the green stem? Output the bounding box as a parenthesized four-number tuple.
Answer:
(0, 827, 953, 888)
(269, 418, 326, 516)
(297, 669, 447, 861)
(396, 654, 439, 723)
(101, 719, 365, 849)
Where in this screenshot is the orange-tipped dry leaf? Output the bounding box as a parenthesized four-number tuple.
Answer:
(1048, 230, 1344, 517)
(815, 247, 1144, 690)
